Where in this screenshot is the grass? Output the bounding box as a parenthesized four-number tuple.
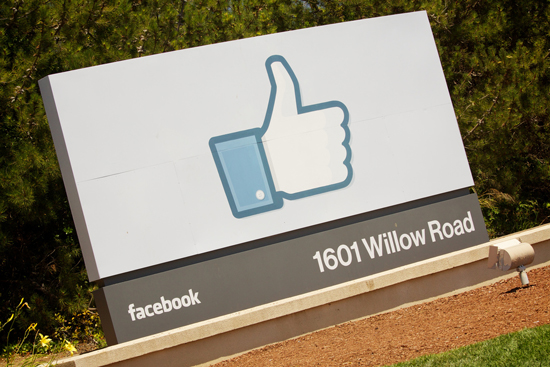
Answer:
(389, 324, 550, 367)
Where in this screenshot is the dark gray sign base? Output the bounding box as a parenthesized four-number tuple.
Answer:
(95, 193, 488, 345)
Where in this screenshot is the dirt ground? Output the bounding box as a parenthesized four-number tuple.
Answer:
(4, 265, 549, 366)
(213, 264, 550, 367)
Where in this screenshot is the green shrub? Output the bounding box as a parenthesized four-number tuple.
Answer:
(1, 0, 548, 343)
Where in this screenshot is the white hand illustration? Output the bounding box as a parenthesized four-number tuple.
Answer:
(261, 59, 350, 195)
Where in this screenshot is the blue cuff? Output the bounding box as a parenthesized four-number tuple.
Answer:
(210, 130, 283, 218)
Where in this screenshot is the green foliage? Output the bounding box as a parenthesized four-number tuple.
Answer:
(1, 299, 32, 361)
(1, 298, 96, 366)
(389, 324, 550, 366)
(1, 0, 549, 344)
(433, 1, 550, 237)
(52, 310, 105, 349)
(1, 298, 60, 366)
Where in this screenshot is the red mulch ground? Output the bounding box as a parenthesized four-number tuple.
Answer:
(4, 265, 549, 366)
(213, 264, 550, 366)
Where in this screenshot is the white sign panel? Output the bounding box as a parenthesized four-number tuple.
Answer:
(40, 11, 473, 281)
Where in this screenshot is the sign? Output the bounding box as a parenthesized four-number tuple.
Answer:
(40, 11, 488, 344)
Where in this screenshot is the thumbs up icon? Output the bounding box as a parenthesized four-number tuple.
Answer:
(209, 55, 352, 218)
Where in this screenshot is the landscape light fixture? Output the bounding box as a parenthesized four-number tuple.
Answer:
(488, 239, 535, 286)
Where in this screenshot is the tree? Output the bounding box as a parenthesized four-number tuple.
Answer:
(1, 0, 548, 341)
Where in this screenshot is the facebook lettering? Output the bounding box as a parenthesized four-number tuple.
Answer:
(127, 289, 200, 321)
